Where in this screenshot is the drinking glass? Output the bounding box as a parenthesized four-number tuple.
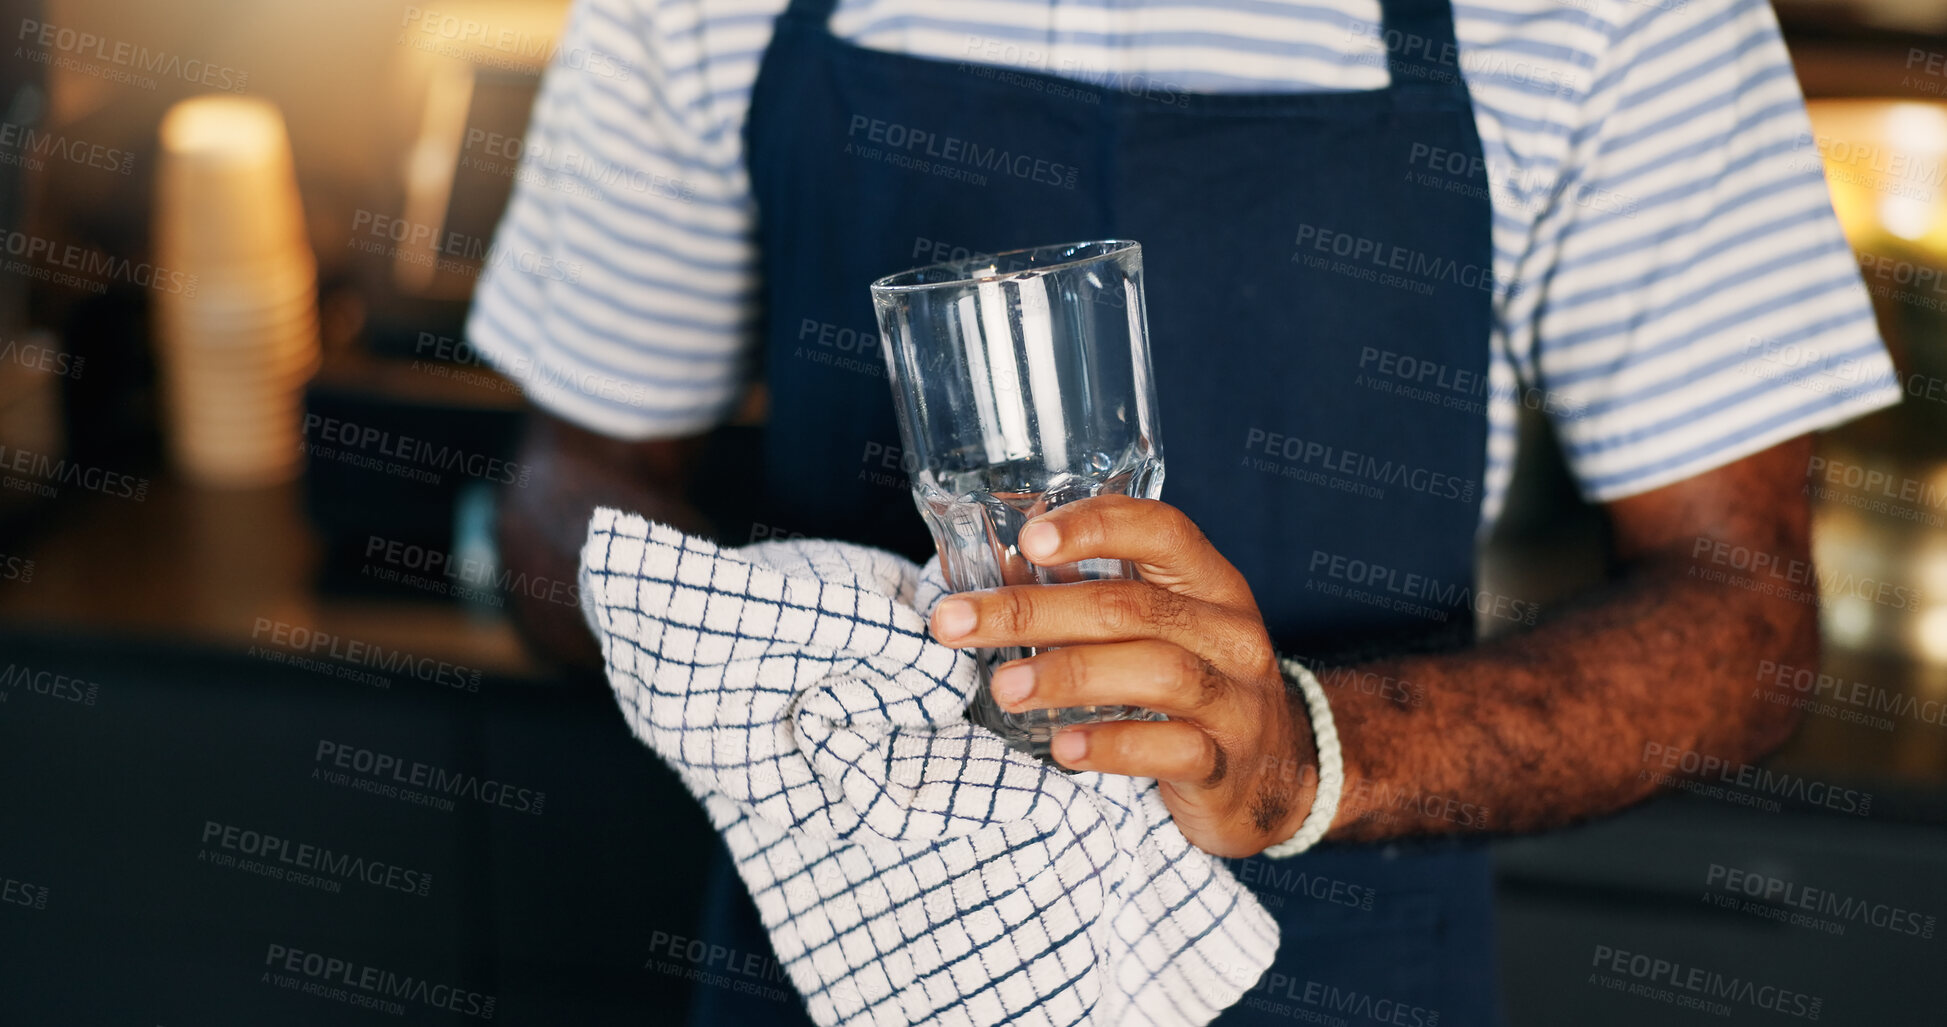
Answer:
(870, 240, 1166, 762)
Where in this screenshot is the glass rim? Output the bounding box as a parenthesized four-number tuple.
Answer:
(869, 239, 1141, 294)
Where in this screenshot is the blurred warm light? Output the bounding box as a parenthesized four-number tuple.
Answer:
(1811, 494, 1947, 663)
(1805, 100, 1947, 259)
(153, 95, 320, 487)
(1825, 590, 1875, 649)
(159, 95, 289, 165)
(1880, 191, 1934, 243)
(395, 64, 476, 295)
(1899, 530, 1947, 664)
(1914, 607, 1947, 664)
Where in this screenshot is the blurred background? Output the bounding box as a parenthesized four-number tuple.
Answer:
(0, 0, 1943, 1023)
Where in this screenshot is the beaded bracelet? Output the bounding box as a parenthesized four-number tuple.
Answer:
(1261, 657, 1343, 859)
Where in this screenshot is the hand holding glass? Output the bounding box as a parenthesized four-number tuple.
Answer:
(871, 240, 1166, 762)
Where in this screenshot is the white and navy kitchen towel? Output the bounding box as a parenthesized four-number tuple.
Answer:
(578, 508, 1278, 1027)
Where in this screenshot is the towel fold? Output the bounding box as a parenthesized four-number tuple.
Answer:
(580, 508, 1278, 1026)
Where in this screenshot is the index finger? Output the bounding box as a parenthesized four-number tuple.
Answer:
(1018, 495, 1251, 606)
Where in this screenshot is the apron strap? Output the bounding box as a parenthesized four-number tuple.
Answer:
(783, 0, 840, 23)
(1376, 0, 1465, 93)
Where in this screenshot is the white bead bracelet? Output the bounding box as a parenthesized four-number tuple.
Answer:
(1261, 656, 1343, 859)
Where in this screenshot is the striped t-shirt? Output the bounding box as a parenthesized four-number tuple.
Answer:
(466, 0, 1902, 526)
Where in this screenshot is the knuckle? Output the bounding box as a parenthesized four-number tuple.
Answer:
(1098, 584, 1153, 634)
(1166, 507, 1205, 551)
(1149, 587, 1195, 633)
(1200, 735, 1229, 788)
(1173, 648, 1226, 711)
(1209, 618, 1273, 676)
(1237, 634, 1276, 677)
(1075, 503, 1114, 546)
(1046, 647, 1088, 698)
(990, 588, 1035, 634)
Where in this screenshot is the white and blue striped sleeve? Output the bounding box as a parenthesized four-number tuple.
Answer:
(466, 0, 762, 440)
(1526, 0, 1901, 502)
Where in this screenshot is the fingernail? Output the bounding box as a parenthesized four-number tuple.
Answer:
(934, 599, 976, 640)
(1019, 521, 1059, 561)
(990, 664, 1033, 706)
(1051, 730, 1088, 765)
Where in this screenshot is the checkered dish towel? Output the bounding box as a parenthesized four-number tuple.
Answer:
(580, 509, 1278, 1027)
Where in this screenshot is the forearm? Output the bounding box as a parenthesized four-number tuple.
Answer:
(928, 437, 1823, 856)
(1320, 546, 1816, 841)
(497, 412, 708, 672)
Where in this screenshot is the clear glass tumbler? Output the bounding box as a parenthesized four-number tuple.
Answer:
(870, 240, 1166, 762)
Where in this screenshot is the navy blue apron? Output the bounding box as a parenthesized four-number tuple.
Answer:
(695, 0, 1503, 1022)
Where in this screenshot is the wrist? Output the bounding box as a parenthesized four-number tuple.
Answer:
(1261, 657, 1344, 858)
(1275, 700, 1320, 844)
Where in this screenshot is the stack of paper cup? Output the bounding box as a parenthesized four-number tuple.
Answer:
(152, 96, 321, 487)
